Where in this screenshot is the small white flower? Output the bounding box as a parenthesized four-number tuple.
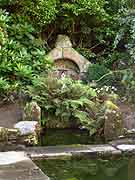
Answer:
(112, 110, 116, 114)
(105, 87, 109, 92)
(111, 86, 115, 90)
(116, 113, 120, 117)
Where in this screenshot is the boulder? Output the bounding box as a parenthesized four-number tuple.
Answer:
(14, 121, 38, 135)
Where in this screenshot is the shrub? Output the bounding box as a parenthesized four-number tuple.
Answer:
(0, 9, 52, 102)
(19, 0, 58, 27)
(27, 77, 119, 136)
(86, 64, 110, 82)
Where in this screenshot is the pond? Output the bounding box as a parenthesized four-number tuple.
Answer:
(39, 129, 104, 146)
(35, 156, 135, 180)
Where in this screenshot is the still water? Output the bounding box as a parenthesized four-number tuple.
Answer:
(35, 156, 135, 180)
(39, 129, 104, 146)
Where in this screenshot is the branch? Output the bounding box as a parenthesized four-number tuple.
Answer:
(96, 69, 130, 83)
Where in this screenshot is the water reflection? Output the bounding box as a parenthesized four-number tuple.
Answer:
(35, 157, 135, 180)
(128, 158, 135, 180)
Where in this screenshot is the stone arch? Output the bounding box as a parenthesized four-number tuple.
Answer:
(53, 58, 80, 79)
(48, 35, 90, 79)
(54, 58, 80, 73)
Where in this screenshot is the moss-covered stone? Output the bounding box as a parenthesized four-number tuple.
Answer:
(104, 109, 123, 141)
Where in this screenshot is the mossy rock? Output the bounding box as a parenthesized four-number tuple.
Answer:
(104, 109, 123, 141)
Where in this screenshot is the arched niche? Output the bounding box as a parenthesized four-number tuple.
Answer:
(48, 35, 91, 79)
(53, 58, 80, 80)
(54, 58, 80, 73)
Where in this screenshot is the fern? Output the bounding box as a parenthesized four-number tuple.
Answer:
(27, 77, 119, 136)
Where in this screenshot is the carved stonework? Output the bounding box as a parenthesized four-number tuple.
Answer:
(48, 35, 90, 79)
(55, 35, 72, 48)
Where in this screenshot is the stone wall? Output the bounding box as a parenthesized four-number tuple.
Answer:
(0, 101, 23, 129)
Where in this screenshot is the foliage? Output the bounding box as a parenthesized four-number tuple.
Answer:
(86, 64, 110, 82)
(0, 0, 114, 48)
(95, 85, 118, 102)
(121, 69, 135, 102)
(0, 9, 52, 102)
(25, 134, 38, 145)
(27, 77, 97, 134)
(99, 7, 135, 102)
(17, 0, 58, 27)
(61, 0, 106, 16)
(27, 77, 119, 136)
(114, 12, 135, 66)
(1, 0, 130, 74)
(0, 0, 128, 137)
(0, 127, 8, 142)
(76, 48, 96, 62)
(81, 2, 135, 102)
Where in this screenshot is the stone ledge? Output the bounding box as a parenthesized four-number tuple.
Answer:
(117, 144, 135, 152)
(0, 151, 49, 180)
(109, 137, 135, 146)
(26, 145, 122, 160)
(1, 143, 135, 179)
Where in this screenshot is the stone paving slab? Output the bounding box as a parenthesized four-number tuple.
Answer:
(0, 152, 49, 180)
(117, 144, 135, 152)
(109, 138, 135, 146)
(26, 144, 121, 159)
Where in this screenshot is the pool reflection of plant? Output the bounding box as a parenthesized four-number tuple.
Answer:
(35, 157, 129, 180)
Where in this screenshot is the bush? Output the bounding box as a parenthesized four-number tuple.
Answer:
(27, 77, 119, 136)
(86, 64, 110, 82)
(0, 9, 52, 102)
(19, 0, 58, 27)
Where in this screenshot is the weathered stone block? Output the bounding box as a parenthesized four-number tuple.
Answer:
(55, 35, 72, 48)
(0, 101, 22, 129)
(48, 48, 62, 61)
(104, 109, 123, 141)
